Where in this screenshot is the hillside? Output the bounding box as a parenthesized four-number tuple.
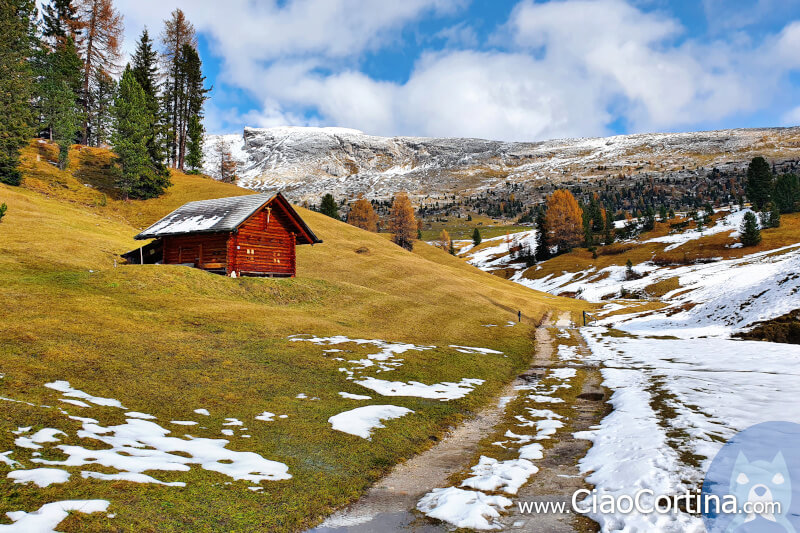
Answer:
(204, 126, 800, 202)
(0, 142, 586, 532)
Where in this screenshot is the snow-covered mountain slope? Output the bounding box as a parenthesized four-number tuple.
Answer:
(204, 126, 800, 202)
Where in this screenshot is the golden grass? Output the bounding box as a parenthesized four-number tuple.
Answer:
(0, 143, 588, 532)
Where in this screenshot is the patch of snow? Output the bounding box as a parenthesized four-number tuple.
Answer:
(0, 452, 21, 467)
(59, 399, 90, 408)
(353, 377, 484, 401)
(328, 405, 413, 440)
(8, 468, 70, 488)
(449, 345, 503, 355)
(170, 421, 197, 426)
(125, 412, 156, 420)
(417, 487, 512, 531)
(1, 500, 109, 532)
(193, 409, 210, 416)
(30, 417, 291, 483)
(518, 443, 544, 460)
(81, 470, 186, 487)
(45, 381, 124, 409)
(460, 456, 538, 495)
(254, 412, 275, 422)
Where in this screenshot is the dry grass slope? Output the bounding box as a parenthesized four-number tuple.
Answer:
(0, 142, 585, 532)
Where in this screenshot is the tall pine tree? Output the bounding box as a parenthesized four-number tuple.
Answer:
(111, 67, 170, 199)
(131, 29, 167, 175)
(160, 8, 196, 168)
(0, 0, 36, 185)
(535, 209, 551, 261)
(184, 114, 204, 174)
(745, 156, 773, 210)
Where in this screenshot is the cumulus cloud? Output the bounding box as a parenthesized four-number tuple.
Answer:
(114, 0, 800, 140)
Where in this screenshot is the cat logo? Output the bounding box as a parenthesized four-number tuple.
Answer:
(702, 421, 799, 533)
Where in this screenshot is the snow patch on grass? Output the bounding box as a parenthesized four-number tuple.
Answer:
(328, 405, 413, 440)
(417, 487, 512, 530)
(353, 377, 484, 401)
(8, 468, 70, 488)
(1, 500, 110, 533)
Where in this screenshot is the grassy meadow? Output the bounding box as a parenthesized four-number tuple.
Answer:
(0, 142, 586, 531)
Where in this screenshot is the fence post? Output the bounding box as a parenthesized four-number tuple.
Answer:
(583, 310, 586, 326)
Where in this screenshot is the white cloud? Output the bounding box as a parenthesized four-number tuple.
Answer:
(114, 0, 800, 140)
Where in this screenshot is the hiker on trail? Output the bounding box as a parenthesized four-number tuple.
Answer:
(518, 310, 521, 322)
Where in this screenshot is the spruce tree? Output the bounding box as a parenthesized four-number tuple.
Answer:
(774, 173, 800, 214)
(35, 36, 83, 146)
(535, 210, 550, 261)
(740, 211, 761, 247)
(320, 194, 339, 220)
(0, 203, 6, 223)
(184, 114, 204, 174)
(745, 156, 773, 210)
(42, 0, 79, 43)
(472, 227, 481, 246)
(50, 80, 79, 169)
(0, 0, 36, 186)
(604, 207, 615, 245)
(112, 67, 170, 199)
(131, 29, 166, 173)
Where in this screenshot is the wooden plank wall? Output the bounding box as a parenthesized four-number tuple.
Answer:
(230, 205, 296, 276)
(163, 233, 229, 269)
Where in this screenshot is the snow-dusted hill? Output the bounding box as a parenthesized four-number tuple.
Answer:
(203, 126, 800, 202)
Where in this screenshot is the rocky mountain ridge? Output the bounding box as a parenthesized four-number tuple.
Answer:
(202, 126, 800, 202)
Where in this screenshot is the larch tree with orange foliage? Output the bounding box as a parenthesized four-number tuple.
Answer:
(388, 192, 417, 251)
(347, 195, 379, 232)
(438, 229, 452, 252)
(73, 0, 124, 145)
(545, 189, 583, 253)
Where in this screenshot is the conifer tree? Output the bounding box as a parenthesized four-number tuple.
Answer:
(774, 173, 800, 214)
(42, 0, 79, 44)
(740, 211, 761, 247)
(535, 210, 550, 261)
(347, 195, 378, 232)
(320, 194, 339, 220)
(111, 67, 169, 199)
(112, 68, 149, 198)
(545, 189, 583, 253)
(604, 207, 615, 245)
(0, 203, 6, 223)
(388, 192, 417, 251)
(472, 227, 481, 246)
(131, 28, 166, 173)
(174, 44, 208, 170)
(184, 114, 204, 174)
(73, 0, 124, 145)
(35, 36, 82, 146)
(0, 0, 36, 185)
(161, 9, 197, 167)
(745, 156, 773, 210)
(50, 80, 79, 169)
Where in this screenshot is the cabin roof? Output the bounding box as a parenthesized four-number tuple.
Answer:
(134, 192, 321, 244)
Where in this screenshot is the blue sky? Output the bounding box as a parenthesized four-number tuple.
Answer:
(118, 0, 800, 140)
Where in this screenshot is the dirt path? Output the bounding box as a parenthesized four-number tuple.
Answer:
(502, 312, 607, 532)
(309, 312, 609, 532)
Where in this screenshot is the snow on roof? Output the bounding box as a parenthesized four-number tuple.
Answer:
(134, 193, 321, 243)
(135, 194, 272, 239)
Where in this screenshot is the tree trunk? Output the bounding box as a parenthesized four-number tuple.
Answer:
(80, 4, 96, 145)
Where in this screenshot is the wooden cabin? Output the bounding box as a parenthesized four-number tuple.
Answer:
(123, 193, 321, 277)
